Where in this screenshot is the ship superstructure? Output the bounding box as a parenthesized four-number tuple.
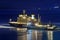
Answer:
(9, 10, 56, 30)
(9, 10, 37, 27)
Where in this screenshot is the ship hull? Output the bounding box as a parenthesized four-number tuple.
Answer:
(9, 23, 26, 28)
(9, 23, 56, 30)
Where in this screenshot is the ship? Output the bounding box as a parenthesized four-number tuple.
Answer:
(9, 10, 37, 27)
(9, 10, 56, 30)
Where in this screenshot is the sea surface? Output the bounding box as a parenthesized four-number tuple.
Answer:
(0, 23, 60, 40)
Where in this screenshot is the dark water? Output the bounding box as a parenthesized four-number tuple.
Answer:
(0, 28, 17, 40)
(0, 23, 60, 40)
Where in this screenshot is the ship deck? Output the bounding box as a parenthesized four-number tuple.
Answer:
(9, 22, 27, 24)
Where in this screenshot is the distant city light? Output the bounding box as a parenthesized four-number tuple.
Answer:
(54, 6, 59, 8)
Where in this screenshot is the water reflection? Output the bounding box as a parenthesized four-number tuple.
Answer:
(0, 28, 60, 40)
(47, 31, 53, 40)
(1, 23, 60, 40)
(17, 29, 43, 40)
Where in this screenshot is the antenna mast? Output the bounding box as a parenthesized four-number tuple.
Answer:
(23, 10, 26, 14)
(38, 14, 41, 24)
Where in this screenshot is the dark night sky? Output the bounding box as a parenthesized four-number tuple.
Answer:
(0, 0, 60, 14)
(0, 0, 60, 23)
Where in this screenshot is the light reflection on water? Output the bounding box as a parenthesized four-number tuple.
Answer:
(17, 29, 44, 40)
(0, 28, 60, 40)
(17, 29, 60, 40)
(0, 24, 60, 40)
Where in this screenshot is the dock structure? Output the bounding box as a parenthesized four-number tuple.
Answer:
(47, 31, 53, 40)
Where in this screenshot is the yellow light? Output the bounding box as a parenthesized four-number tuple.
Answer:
(35, 23, 43, 27)
(23, 16, 26, 19)
(17, 28, 20, 31)
(35, 23, 38, 26)
(28, 17, 31, 21)
(19, 15, 23, 17)
(47, 24, 50, 27)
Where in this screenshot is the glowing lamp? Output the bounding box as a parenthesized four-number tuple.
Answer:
(23, 16, 26, 19)
(19, 15, 23, 17)
(31, 15, 35, 19)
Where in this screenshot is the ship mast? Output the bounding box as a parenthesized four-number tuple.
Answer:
(38, 14, 41, 24)
(23, 10, 26, 15)
(9, 18, 12, 22)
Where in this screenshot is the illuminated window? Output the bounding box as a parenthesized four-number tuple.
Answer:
(23, 16, 26, 19)
(31, 15, 35, 19)
(19, 15, 23, 17)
